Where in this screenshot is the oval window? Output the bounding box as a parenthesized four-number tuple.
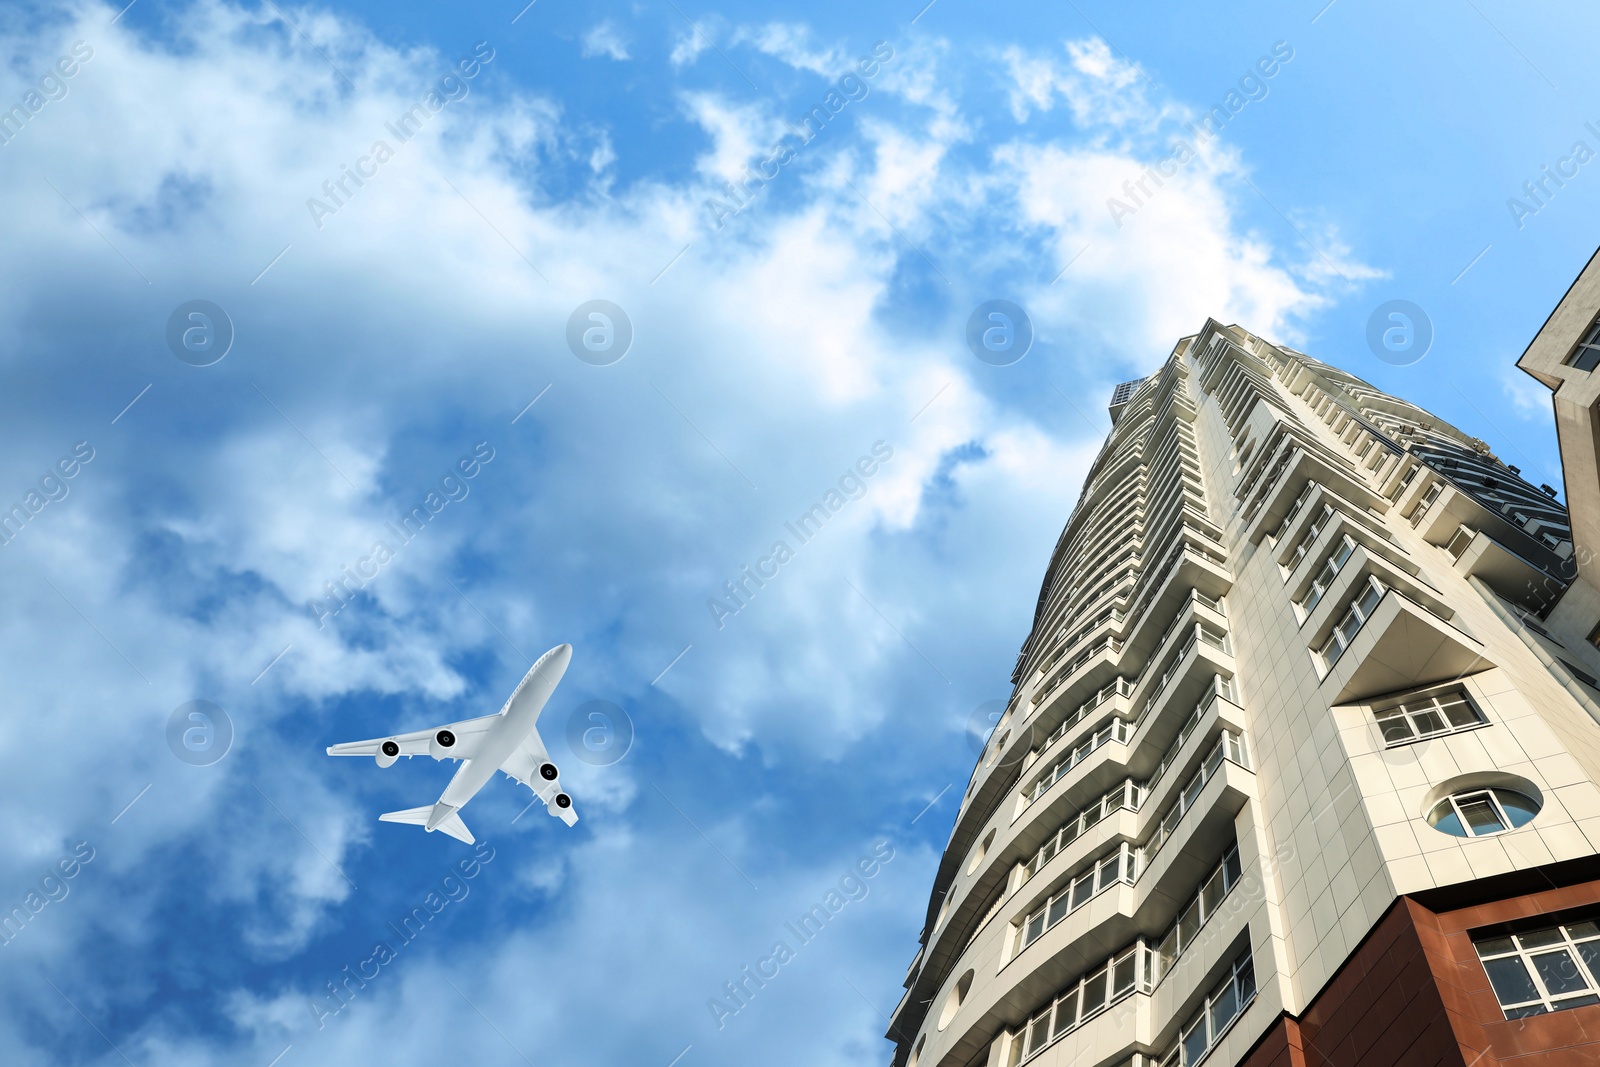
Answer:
(1427, 788, 1540, 838)
(937, 970, 974, 1031)
(967, 829, 996, 875)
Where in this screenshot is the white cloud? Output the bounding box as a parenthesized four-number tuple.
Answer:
(1504, 368, 1554, 419)
(581, 20, 630, 61)
(0, 5, 1374, 1064)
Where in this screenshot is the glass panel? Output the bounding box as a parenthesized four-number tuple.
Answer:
(1047, 893, 1071, 927)
(1209, 977, 1239, 1035)
(1518, 928, 1565, 949)
(1113, 951, 1136, 995)
(1566, 921, 1600, 941)
(1496, 789, 1539, 828)
(1440, 697, 1482, 728)
(1458, 794, 1506, 836)
(1097, 856, 1118, 892)
(1025, 912, 1046, 945)
(1483, 956, 1541, 1006)
(1201, 868, 1225, 918)
(1428, 800, 1467, 838)
(1072, 874, 1094, 909)
(1178, 900, 1200, 950)
(1181, 1013, 1208, 1065)
(1531, 949, 1591, 996)
(1505, 1003, 1549, 1019)
(1476, 936, 1517, 957)
(1028, 1013, 1051, 1055)
(1080, 968, 1107, 1015)
(1411, 708, 1448, 736)
(1577, 941, 1600, 988)
(1375, 707, 1414, 744)
(1235, 955, 1256, 1001)
(1052, 987, 1078, 1038)
(1357, 580, 1383, 615)
(1183, 771, 1205, 809)
(1332, 537, 1353, 568)
(1224, 846, 1242, 889)
(1158, 927, 1178, 976)
(1338, 609, 1364, 646)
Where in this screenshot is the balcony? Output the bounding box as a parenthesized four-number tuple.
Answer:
(1242, 444, 1388, 545)
(1299, 542, 1451, 645)
(1319, 587, 1489, 703)
(1447, 525, 1568, 612)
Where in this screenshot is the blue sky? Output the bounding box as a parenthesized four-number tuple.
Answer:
(0, 0, 1594, 1063)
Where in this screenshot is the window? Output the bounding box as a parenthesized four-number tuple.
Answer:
(1015, 848, 1245, 1063)
(1567, 315, 1600, 372)
(1014, 942, 1156, 1062)
(1150, 844, 1243, 988)
(1158, 951, 1257, 1066)
(1410, 480, 1442, 524)
(1298, 534, 1354, 613)
(1476, 919, 1600, 1017)
(1373, 689, 1487, 745)
(1561, 660, 1600, 691)
(1319, 577, 1385, 667)
(1018, 843, 1138, 951)
(1427, 788, 1540, 837)
(937, 970, 973, 1030)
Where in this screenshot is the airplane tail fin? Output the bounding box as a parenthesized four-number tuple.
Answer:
(379, 805, 475, 844)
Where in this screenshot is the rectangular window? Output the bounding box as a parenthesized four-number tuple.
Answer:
(1476, 919, 1600, 1017)
(1080, 967, 1108, 1016)
(1374, 688, 1487, 745)
(1051, 986, 1078, 1038)
(1162, 950, 1257, 1065)
(1320, 577, 1386, 667)
(1299, 534, 1355, 613)
(1567, 315, 1600, 372)
(1200, 867, 1225, 919)
(1112, 947, 1138, 997)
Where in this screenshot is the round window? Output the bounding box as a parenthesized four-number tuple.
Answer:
(937, 970, 974, 1031)
(1427, 788, 1540, 838)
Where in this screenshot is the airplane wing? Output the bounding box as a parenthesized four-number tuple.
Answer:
(326, 713, 501, 762)
(499, 726, 578, 827)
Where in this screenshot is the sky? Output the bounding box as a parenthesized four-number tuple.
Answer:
(0, 0, 1595, 1064)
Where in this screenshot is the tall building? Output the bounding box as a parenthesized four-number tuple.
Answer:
(892, 262, 1600, 1067)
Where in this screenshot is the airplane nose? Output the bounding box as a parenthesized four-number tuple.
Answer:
(552, 643, 573, 668)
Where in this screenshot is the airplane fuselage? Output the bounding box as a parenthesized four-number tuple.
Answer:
(428, 643, 571, 829)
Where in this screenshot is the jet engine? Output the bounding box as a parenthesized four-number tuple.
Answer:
(376, 739, 401, 768)
(539, 762, 559, 781)
(429, 729, 457, 759)
(554, 793, 572, 810)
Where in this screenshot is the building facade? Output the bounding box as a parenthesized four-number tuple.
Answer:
(891, 266, 1600, 1067)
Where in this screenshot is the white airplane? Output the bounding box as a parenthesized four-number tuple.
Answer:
(327, 643, 578, 844)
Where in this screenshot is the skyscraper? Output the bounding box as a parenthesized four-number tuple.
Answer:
(892, 261, 1600, 1067)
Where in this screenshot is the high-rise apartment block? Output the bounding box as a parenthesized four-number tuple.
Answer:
(892, 255, 1600, 1067)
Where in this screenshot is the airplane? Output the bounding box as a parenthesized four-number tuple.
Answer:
(327, 643, 578, 844)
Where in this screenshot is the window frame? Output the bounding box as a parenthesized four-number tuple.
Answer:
(1475, 918, 1600, 1018)
(1373, 688, 1488, 747)
(1319, 576, 1386, 667)
(1427, 788, 1540, 838)
(1158, 951, 1257, 1066)
(1566, 315, 1600, 372)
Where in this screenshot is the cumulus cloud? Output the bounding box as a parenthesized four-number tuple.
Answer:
(0, 3, 1371, 1064)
